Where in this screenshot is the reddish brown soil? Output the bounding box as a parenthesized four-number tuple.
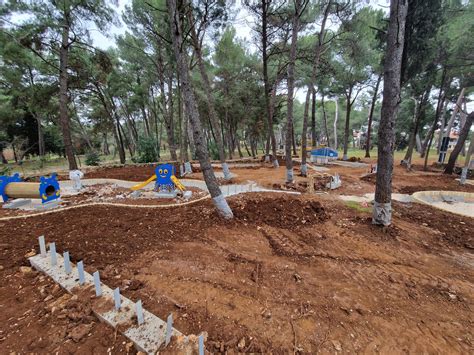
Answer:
(321, 164, 474, 196)
(0, 184, 207, 219)
(0, 260, 132, 353)
(0, 191, 473, 353)
(80, 160, 473, 196)
(85, 165, 157, 182)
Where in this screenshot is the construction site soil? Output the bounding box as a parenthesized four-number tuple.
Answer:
(78, 162, 474, 195)
(0, 184, 207, 219)
(1, 162, 473, 353)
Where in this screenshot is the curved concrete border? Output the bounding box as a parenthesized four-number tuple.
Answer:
(412, 191, 474, 218)
(0, 179, 300, 221)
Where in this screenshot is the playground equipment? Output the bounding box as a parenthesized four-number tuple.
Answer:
(326, 173, 342, 190)
(69, 170, 84, 191)
(0, 173, 60, 204)
(131, 164, 188, 198)
(311, 147, 338, 164)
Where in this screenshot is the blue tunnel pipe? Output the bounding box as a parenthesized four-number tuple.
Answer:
(0, 173, 22, 202)
(0, 173, 60, 204)
(39, 173, 61, 203)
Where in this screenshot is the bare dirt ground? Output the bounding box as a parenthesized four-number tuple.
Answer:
(0, 183, 207, 219)
(81, 159, 473, 195)
(0, 161, 473, 353)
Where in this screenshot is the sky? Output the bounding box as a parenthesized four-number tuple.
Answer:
(90, 0, 391, 51)
(9, 0, 471, 112)
(89, 0, 392, 103)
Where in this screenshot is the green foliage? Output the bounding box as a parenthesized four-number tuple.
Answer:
(85, 150, 101, 166)
(344, 201, 371, 213)
(0, 164, 12, 176)
(1, 0, 472, 171)
(132, 137, 159, 164)
(207, 141, 220, 160)
(402, 0, 443, 84)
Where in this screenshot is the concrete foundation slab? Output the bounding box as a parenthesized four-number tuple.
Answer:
(412, 191, 474, 217)
(29, 252, 186, 354)
(2, 198, 32, 209)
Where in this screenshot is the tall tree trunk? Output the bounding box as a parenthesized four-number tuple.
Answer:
(137, 76, 151, 137)
(178, 79, 189, 163)
(415, 133, 422, 152)
(102, 132, 110, 155)
(12, 144, 18, 163)
(236, 135, 243, 158)
(463, 131, 474, 169)
(1, 151, 7, 164)
(420, 98, 445, 160)
(36, 115, 45, 157)
(342, 89, 353, 160)
(59, 12, 77, 170)
(321, 94, 330, 145)
(460, 100, 467, 156)
(373, 0, 408, 226)
(334, 98, 338, 149)
(403, 98, 419, 163)
(73, 114, 93, 150)
(404, 87, 431, 164)
(365, 74, 382, 158)
(119, 119, 134, 159)
(261, 0, 279, 167)
(285, 0, 302, 182)
(420, 68, 446, 158)
(114, 115, 126, 164)
(188, 7, 231, 179)
(300, 87, 312, 176)
(437, 99, 448, 154)
(71, 99, 93, 150)
(444, 111, 473, 174)
(307, 0, 331, 148)
(423, 122, 436, 171)
(108, 95, 126, 164)
(149, 86, 160, 156)
(121, 100, 139, 143)
(167, 75, 177, 161)
(168, 0, 232, 219)
(244, 138, 252, 157)
(157, 47, 177, 161)
(439, 87, 466, 163)
(311, 88, 316, 147)
(111, 123, 123, 163)
(291, 123, 297, 156)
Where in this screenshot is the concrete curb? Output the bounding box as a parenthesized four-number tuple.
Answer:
(412, 191, 474, 218)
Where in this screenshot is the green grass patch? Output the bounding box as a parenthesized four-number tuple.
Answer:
(344, 200, 372, 213)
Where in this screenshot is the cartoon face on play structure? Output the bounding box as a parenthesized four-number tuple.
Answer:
(155, 163, 174, 186)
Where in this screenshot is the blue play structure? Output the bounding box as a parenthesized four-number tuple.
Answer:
(130, 163, 185, 193)
(311, 147, 338, 159)
(0, 173, 60, 204)
(155, 163, 175, 192)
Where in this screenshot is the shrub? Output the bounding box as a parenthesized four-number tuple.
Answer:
(133, 137, 159, 163)
(0, 164, 11, 176)
(85, 150, 100, 166)
(207, 141, 220, 160)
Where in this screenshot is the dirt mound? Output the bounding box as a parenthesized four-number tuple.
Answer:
(397, 183, 474, 194)
(360, 172, 377, 183)
(393, 201, 474, 250)
(230, 193, 328, 228)
(272, 175, 333, 193)
(1, 189, 474, 353)
(0, 267, 130, 354)
(348, 156, 362, 162)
